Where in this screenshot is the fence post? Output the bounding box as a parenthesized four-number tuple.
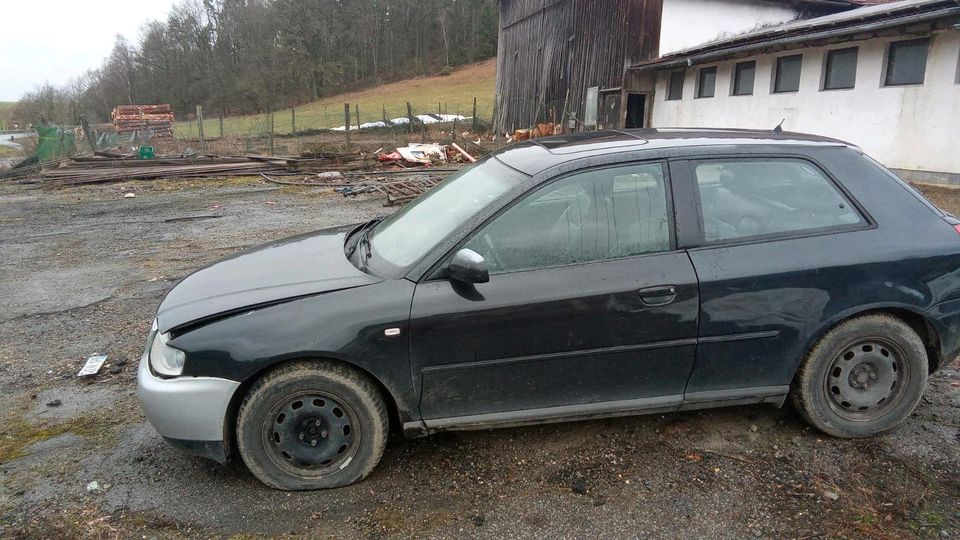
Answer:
(344, 102, 351, 149)
(406, 102, 415, 135)
(196, 105, 205, 154)
(355, 104, 361, 131)
(269, 110, 275, 156)
(291, 107, 296, 135)
(219, 113, 224, 139)
(472, 97, 478, 132)
(493, 94, 501, 148)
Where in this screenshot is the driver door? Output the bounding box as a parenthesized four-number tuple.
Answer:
(409, 161, 700, 424)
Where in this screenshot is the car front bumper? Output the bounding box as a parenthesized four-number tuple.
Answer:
(137, 352, 240, 463)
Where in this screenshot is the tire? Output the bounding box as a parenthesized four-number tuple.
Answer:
(236, 361, 389, 490)
(791, 314, 928, 438)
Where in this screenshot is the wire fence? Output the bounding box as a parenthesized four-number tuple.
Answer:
(172, 97, 496, 155)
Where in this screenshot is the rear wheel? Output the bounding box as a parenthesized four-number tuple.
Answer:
(236, 361, 389, 490)
(791, 314, 927, 438)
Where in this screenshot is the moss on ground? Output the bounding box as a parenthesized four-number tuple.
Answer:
(0, 411, 124, 464)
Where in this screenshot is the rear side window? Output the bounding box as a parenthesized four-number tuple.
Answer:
(693, 159, 864, 243)
(464, 163, 671, 273)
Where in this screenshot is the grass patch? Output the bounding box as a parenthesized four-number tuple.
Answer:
(0, 145, 20, 156)
(174, 59, 496, 139)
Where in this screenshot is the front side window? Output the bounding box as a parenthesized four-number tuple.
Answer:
(885, 38, 929, 86)
(464, 163, 671, 274)
(823, 47, 858, 90)
(697, 67, 717, 98)
(367, 157, 524, 274)
(774, 54, 802, 93)
(694, 159, 864, 242)
(667, 70, 685, 100)
(732, 61, 756, 96)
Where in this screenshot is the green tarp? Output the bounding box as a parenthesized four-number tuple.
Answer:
(36, 125, 76, 160)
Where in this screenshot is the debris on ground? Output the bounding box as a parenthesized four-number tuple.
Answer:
(77, 355, 108, 377)
(45, 399, 62, 407)
(5, 141, 474, 186)
(331, 114, 467, 132)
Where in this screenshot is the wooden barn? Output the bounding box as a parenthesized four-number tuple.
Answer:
(493, 0, 879, 134)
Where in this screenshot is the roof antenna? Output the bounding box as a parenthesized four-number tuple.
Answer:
(773, 119, 785, 135)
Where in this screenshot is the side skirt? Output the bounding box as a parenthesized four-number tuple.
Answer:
(402, 386, 790, 437)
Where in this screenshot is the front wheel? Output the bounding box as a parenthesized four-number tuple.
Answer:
(791, 314, 928, 438)
(236, 361, 389, 490)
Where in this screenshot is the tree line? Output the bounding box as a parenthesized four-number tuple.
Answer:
(13, 0, 498, 126)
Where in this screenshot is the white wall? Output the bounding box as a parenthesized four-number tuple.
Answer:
(649, 31, 960, 175)
(659, 0, 800, 56)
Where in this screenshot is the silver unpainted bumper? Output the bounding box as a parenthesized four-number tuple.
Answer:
(137, 353, 240, 448)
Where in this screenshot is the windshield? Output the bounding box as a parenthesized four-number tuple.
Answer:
(365, 157, 525, 275)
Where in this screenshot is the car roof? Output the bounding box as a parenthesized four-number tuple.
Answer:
(493, 128, 856, 175)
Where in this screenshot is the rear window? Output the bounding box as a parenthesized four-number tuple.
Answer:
(694, 158, 865, 242)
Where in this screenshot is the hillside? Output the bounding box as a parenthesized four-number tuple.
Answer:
(174, 59, 497, 140)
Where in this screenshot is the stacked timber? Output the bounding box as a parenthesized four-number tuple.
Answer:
(29, 152, 379, 186)
(112, 104, 175, 138)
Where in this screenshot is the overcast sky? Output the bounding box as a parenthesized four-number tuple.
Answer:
(0, 0, 179, 101)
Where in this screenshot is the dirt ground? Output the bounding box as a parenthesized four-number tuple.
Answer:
(0, 177, 957, 539)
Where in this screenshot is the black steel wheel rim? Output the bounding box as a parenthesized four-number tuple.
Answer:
(261, 391, 360, 477)
(823, 338, 909, 421)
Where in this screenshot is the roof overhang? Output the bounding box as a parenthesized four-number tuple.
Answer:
(631, 0, 960, 71)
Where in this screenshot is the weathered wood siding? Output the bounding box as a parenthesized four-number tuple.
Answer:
(494, 0, 663, 132)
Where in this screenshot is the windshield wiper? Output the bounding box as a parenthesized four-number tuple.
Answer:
(345, 218, 381, 259)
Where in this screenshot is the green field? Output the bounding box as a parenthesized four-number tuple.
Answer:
(174, 59, 497, 140)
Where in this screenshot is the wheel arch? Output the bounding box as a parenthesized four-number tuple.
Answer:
(221, 356, 405, 460)
(797, 305, 942, 381)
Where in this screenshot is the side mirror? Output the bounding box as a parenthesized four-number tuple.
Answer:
(448, 248, 489, 284)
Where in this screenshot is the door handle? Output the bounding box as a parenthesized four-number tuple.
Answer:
(638, 285, 677, 307)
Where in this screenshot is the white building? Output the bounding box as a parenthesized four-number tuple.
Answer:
(631, 0, 960, 181)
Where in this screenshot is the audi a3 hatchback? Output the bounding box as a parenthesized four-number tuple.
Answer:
(138, 129, 960, 490)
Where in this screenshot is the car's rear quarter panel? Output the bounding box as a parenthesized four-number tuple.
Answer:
(681, 146, 960, 395)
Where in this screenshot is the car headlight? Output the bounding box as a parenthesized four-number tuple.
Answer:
(149, 321, 186, 377)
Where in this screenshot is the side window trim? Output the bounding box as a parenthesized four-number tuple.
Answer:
(684, 155, 873, 248)
(424, 159, 679, 280)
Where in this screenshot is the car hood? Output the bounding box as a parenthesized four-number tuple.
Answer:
(156, 224, 381, 333)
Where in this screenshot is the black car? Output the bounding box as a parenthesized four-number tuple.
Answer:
(138, 129, 960, 490)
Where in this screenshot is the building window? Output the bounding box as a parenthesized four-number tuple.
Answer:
(822, 47, 858, 90)
(884, 38, 929, 86)
(956, 46, 960, 84)
(697, 66, 717, 98)
(773, 54, 802, 93)
(732, 61, 756, 95)
(667, 71, 685, 100)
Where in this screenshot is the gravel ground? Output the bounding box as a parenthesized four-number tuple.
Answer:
(0, 178, 957, 539)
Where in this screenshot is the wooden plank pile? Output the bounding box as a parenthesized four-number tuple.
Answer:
(27, 151, 382, 186)
(112, 104, 175, 138)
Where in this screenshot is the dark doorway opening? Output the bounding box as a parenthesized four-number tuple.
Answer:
(625, 94, 646, 128)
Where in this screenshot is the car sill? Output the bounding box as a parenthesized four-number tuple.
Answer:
(408, 386, 790, 436)
(420, 395, 682, 434)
